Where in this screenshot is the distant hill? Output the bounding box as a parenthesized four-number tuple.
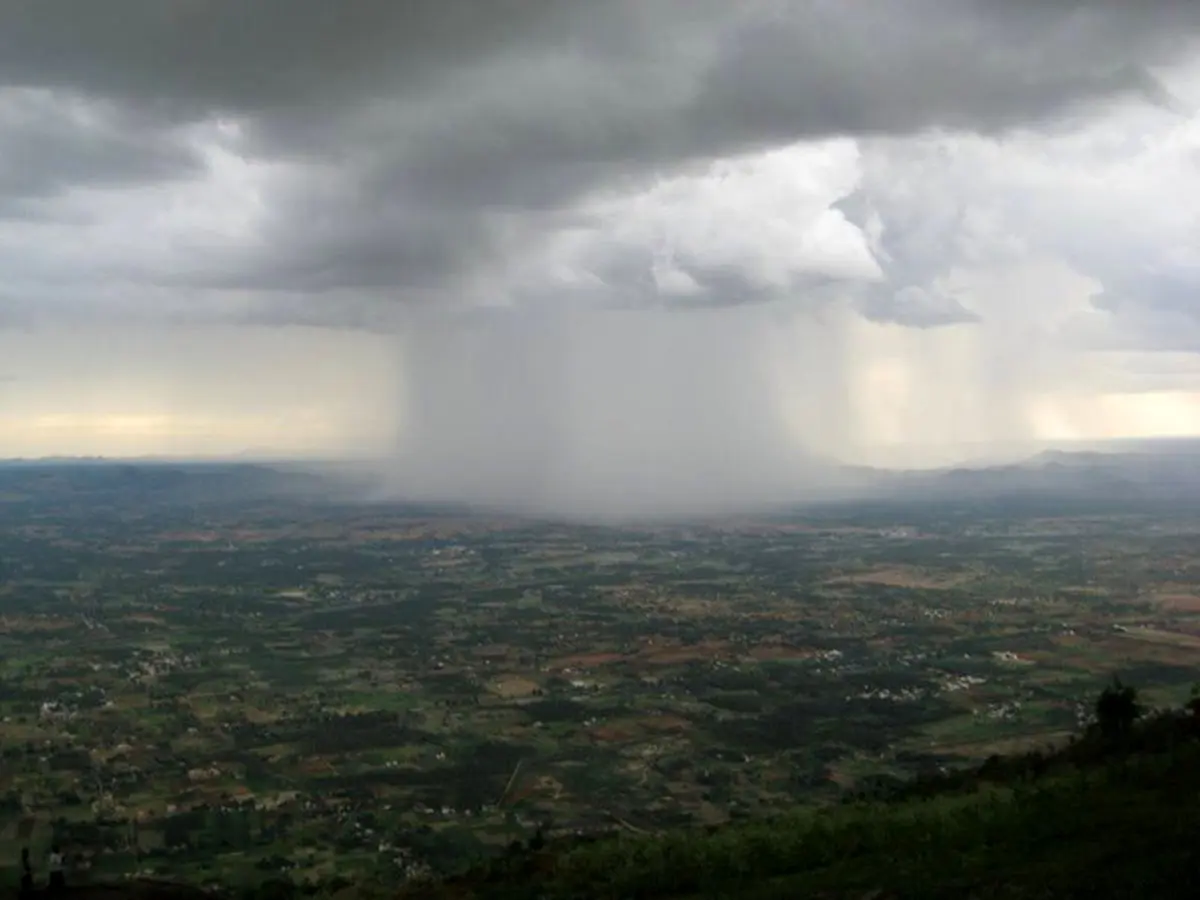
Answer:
(844, 441, 1200, 513)
(0, 462, 330, 507)
(0, 460, 477, 519)
(6, 438, 1200, 520)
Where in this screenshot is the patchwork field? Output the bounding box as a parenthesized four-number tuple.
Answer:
(1, 463, 1200, 888)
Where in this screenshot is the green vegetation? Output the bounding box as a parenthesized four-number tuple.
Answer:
(411, 691, 1200, 898)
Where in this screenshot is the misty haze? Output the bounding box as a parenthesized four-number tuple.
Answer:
(391, 307, 869, 519)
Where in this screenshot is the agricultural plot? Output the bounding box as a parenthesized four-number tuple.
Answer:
(1, 464, 1199, 886)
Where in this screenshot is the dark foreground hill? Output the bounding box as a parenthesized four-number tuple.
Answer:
(9, 685, 1200, 900)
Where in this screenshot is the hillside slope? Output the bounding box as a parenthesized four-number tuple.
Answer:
(409, 702, 1200, 899)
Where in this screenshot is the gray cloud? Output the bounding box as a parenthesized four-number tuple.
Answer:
(0, 294, 39, 329)
(2, 0, 1198, 305)
(0, 89, 200, 212)
(234, 0, 1197, 298)
(1094, 268, 1200, 321)
(858, 286, 981, 329)
(1091, 278, 1200, 353)
(0, 0, 579, 118)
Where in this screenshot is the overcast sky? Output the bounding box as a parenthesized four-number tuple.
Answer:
(3, 1, 1200, 515)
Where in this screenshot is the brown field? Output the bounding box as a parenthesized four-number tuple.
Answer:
(228, 529, 274, 541)
(0, 616, 75, 633)
(296, 757, 337, 775)
(824, 566, 975, 590)
(1056, 585, 1110, 598)
(589, 723, 638, 743)
(825, 767, 855, 789)
(638, 639, 734, 666)
(587, 715, 689, 744)
(650, 597, 725, 616)
(751, 611, 812, 624)
(238, 706, 283, 724)
(122, 614, 167, 626)
(159, 530, 222, 542)
(1148, 591, 1200, 612)
(472, 643, 513, 661)
(1022, 648, 1092, 667)
(1090, 637, 1200, 668)
(1024, 632, 1200, 671)
(1112, 628, 1200, 650)
(549, 651, 625, 669)
(638, 714, 691, 733)
(1048, 634, 1093, 650)
(488, 675, 541, 699)
(742, 644, 819, 662)
(159, 527, 279, 543)
(506, 775, 564, 805)
(936, 731, 1073, 759)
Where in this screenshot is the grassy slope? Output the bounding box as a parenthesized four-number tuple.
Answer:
(417, 716, 1200, 899)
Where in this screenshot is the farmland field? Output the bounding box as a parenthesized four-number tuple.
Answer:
(1, 462, 1199, 888)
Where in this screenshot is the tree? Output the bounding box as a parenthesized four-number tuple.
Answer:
(1095, 676, 1142, 740)
(1186, 683, 1200, 719)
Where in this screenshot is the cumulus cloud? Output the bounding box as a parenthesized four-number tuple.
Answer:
(844, 69, 1200, 355)
(1, 0, 1198, 312)
(488, 139, 880, 312)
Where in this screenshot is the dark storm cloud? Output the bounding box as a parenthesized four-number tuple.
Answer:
(0, 0, 581, 117)
(2, 0, 1199, 304)
(0, 90, 200, 212)
(198, 211, 476, 295)
(5, 0, 1187, 143)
